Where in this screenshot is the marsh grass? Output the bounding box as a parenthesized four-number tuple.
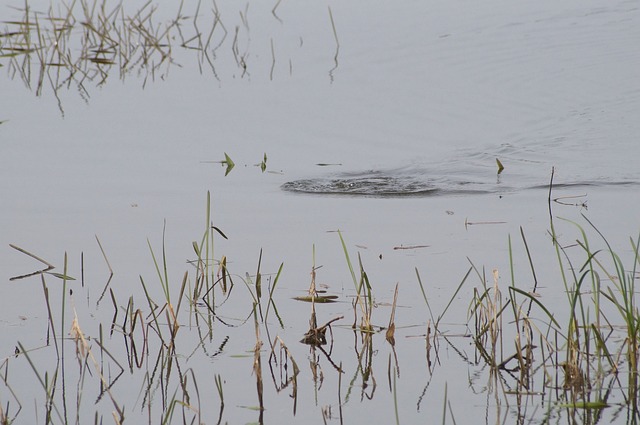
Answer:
(4, 187, 640, 424)
(465, 170, 640, 423)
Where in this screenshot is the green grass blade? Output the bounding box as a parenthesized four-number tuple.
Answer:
(508, 286, 560, 329)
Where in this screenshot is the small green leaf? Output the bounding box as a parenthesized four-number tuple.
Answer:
(293, 295, 339, 303)
(223, 152, 235, 176)
(496, 158, 504, 174)
(260, 152, 267, 172)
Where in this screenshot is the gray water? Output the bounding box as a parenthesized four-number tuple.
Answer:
(281, 143, 639, 196)
(1, 0, 640, 423)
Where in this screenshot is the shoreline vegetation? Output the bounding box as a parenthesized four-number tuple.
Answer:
(3, 175, 640, 424)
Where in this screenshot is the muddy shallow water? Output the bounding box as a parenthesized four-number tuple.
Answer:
(1, 0, 640, 423)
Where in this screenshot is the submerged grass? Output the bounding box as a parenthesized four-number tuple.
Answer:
(3, 186, 640, 424)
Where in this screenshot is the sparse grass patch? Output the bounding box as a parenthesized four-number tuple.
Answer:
(4, 189, 640, 424)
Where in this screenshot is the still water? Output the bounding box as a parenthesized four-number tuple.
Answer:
(1, 0, 639, 423)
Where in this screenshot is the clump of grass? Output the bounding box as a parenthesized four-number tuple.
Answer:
(300, 252, 343, 346)
(551, 215, 640, 407)
(464, 169, 639, 420)
(6, 184, 640, 423)
(469, 267, 506, 369)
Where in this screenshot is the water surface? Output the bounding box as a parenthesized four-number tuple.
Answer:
(1, 0, 639, 423)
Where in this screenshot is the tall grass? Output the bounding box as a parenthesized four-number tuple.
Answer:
(466, 170, 640, 421)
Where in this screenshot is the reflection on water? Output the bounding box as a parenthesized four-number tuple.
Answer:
(2, 1, 219, 108)
(0, 0, 339, 115)
(5, 209, 640, 424)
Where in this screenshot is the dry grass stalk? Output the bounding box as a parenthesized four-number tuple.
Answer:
(70, 311, 124, 421)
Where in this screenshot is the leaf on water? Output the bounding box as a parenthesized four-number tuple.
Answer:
(223, 152, 235, 176)
(557, 401, 609, 409)
(496, 158, 504, 174)
(293, 295, 338, 303)
(239, 406, 262, 411)
(223, 152, 234, 166)
(260, 152, 267, 172)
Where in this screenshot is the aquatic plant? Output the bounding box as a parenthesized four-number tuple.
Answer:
(4, 186, 640, 424)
